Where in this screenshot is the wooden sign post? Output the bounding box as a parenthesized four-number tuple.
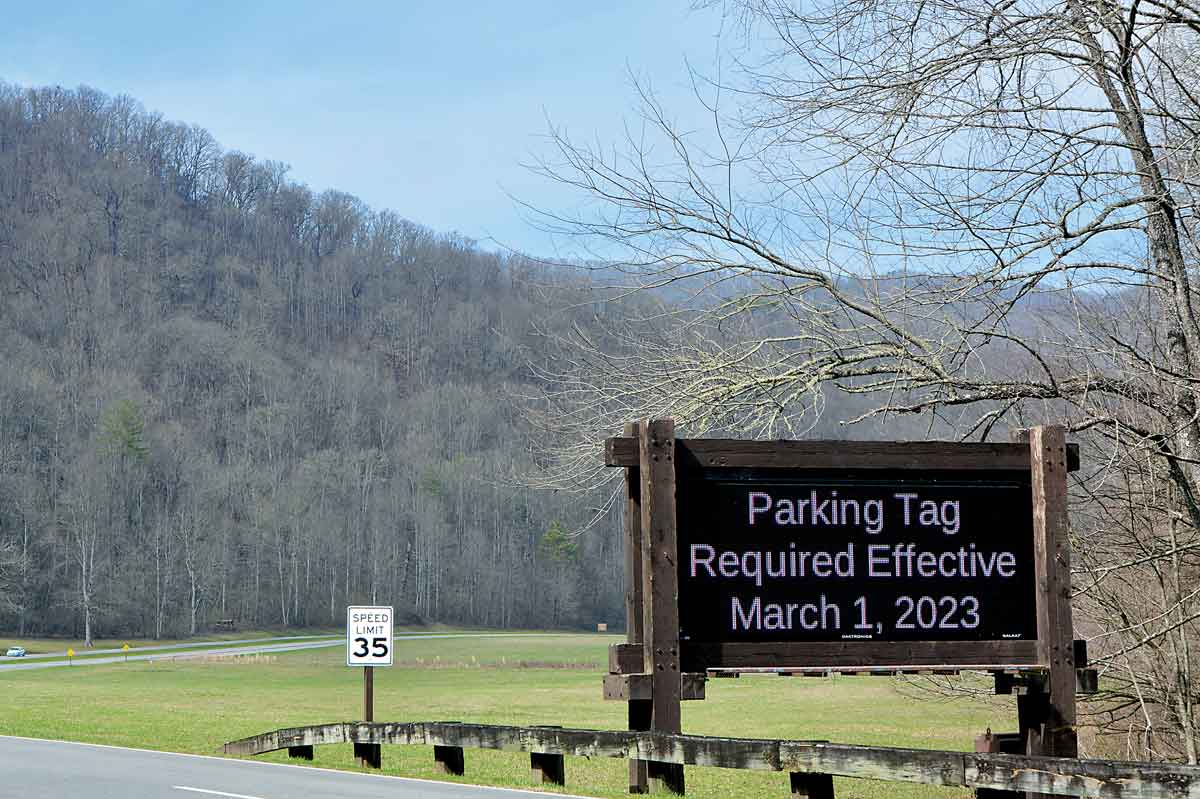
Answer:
(355, 665, 381, 768)
(640, 419, 685, 794)
(604, 421, 1084, 797)
(347, 605, 393, 769)
(623, 421, 651, 794)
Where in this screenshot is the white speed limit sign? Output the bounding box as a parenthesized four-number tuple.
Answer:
(346, 605, 393, 666)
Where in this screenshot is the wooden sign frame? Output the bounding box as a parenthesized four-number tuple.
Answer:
(603, 421, 1081, 794)
(605, 425, 1078, 673)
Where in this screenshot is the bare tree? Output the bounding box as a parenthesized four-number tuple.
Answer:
(0, 538, 19, 612)
(531, 0, 1200, 760)
(64, 459, 103, 648)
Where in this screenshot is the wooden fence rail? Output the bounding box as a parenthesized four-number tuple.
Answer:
(224, 721, 1200, 798)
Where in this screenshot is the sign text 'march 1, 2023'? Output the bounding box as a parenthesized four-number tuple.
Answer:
(346, 605, 393, 667)
(675, 468, 1037, 651)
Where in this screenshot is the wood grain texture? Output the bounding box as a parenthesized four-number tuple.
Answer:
(226, 721, 1200, 798)
(610, 642, 643, 674)
(1026, 426, 1079, 765)
(623, 420, 650, 794)
(624, 422, 645, 647)
(606, 437, 1080, 471)
(604, 672, 652, 701)
(640, 419, 685, 794)
(224, 722, 350, 755)
(604, 673, 706, 701)
(528, 728, 567, 787)
(624, 642, 1041, 673)
(680, 640, 1041, 671)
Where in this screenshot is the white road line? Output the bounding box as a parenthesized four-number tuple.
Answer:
(2, 735, 597, 798)
(174, 787, 267, 799)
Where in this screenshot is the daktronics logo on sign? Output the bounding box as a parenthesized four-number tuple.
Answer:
(346, 605, 393, 666)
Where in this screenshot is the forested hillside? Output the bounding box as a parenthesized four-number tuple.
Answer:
(0, 83, 627, 642)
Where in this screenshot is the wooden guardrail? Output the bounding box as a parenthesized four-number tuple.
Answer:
(224, 721, 1200, 798)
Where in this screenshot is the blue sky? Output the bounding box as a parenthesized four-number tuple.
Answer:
(1, 1, 728, 258)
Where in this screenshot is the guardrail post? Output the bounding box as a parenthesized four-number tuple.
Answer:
(531, 752, 566, 785)
(790, 772, 834, 798)
(434, 745, 465, 776)
(974, 730, 1023, 798)
(529, 725, 566, 785)
(287, 745, 314, 761)
(354, 742, 381, 769)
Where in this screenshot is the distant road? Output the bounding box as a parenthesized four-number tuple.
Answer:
(0, 633, 557, 673)
(0, 736, 590, 799)
(14, 634, 340, 660)
(0, 638, 342, 672)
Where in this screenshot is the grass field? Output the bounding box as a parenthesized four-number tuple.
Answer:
(0, 631, 1018, 798)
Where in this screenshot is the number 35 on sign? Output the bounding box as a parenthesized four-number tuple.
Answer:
(346, 605, 393, 666)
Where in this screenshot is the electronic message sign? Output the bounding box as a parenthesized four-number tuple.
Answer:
(676, 469, 1037, 649)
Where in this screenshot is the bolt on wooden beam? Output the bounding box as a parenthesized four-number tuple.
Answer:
(640, 419, 685, 796)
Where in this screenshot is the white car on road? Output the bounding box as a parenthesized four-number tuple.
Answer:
(4, 646, 26, 657)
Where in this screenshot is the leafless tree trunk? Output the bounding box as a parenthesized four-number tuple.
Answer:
(67, 474, 101, 648)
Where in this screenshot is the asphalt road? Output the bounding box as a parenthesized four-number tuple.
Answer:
(13, 635, 340, 660)
(0, 736, 589, 799)
(0, 638, 343, 672)
(0, 633, 555, 672)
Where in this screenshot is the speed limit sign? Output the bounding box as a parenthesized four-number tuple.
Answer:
(346, 605, 393, 666)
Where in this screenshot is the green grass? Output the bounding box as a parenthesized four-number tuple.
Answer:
(0, 632, 1018, 799)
